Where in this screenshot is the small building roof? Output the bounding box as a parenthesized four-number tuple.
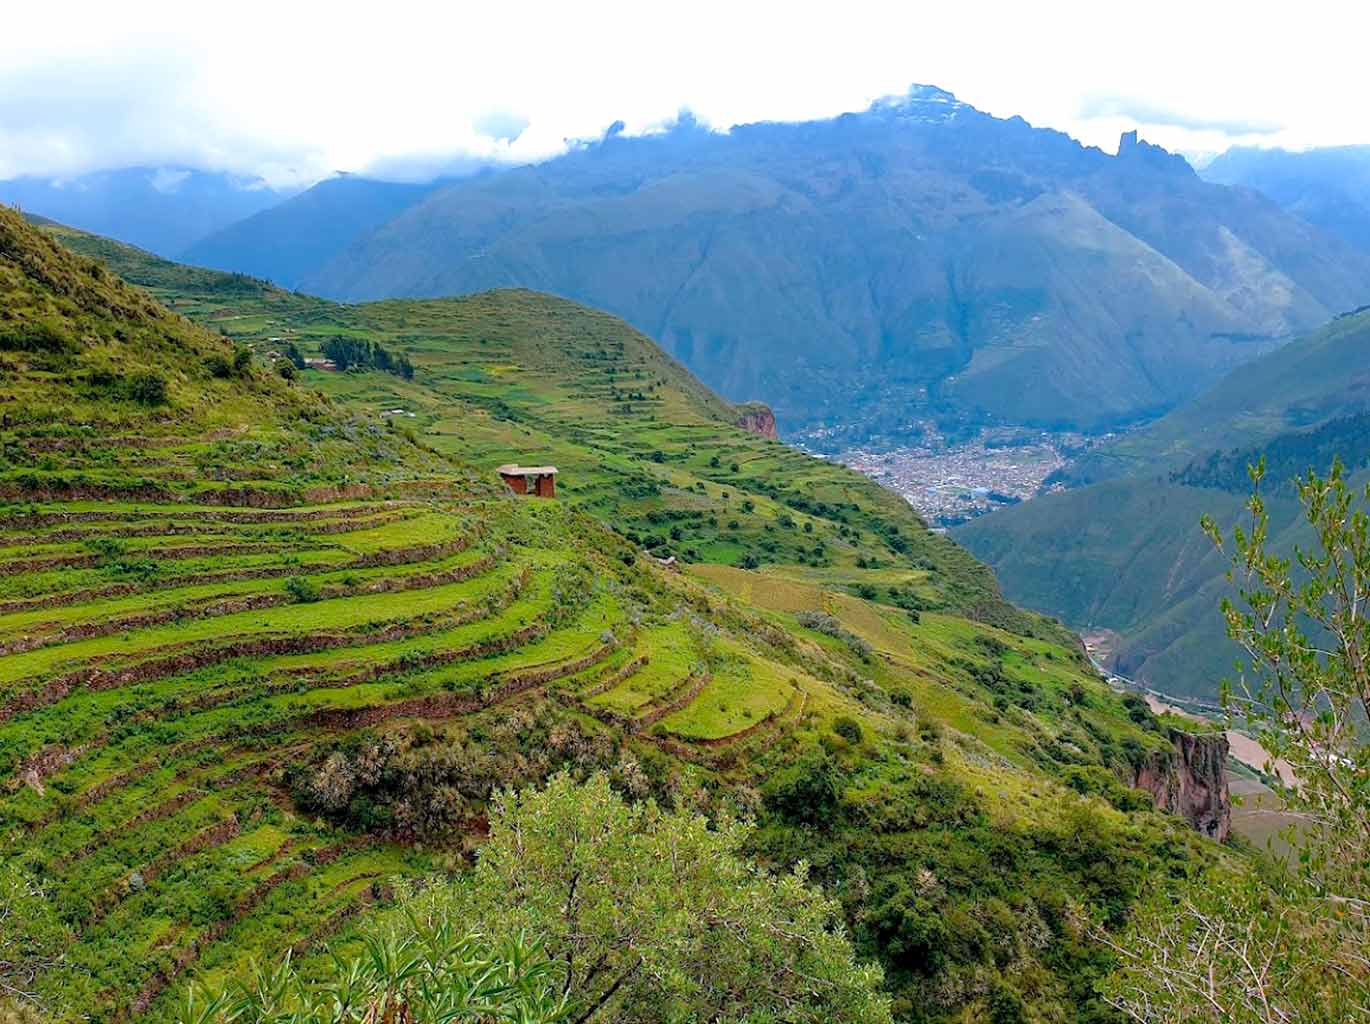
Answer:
(497, 464, 558, 476)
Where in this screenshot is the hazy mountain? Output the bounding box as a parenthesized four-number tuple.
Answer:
(181, 175, 439, 288)
(0, 166, 289, 255)
(1203, 145, 1370, 254)
(955, 308, 1370, 698)
(286, 88, 1370, 437)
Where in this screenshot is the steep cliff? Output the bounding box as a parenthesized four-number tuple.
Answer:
(1133, 729, 1231, 840)
(734, 401, 779, 440)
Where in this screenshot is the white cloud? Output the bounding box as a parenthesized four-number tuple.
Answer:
(1, 0, 1367, 187)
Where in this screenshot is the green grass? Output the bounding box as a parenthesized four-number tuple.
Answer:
(658, 647, 800, 740)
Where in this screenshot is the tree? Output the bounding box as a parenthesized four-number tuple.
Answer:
(412, 772, 890, 1024)
(1100, 459, 1370, 1022)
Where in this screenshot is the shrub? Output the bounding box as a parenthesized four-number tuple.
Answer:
(763, 749, 840, 827)
(128, 372, 168, 405)
(285, 575, 320, 603)
(0, 317, 75, 355)
(833, 716, 864, 745)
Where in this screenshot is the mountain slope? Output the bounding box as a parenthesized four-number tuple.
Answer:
(1203, 145, 1370, 254)
(0, 167, 289, 256)
(1056, 307, 1370, 486)
(285, 88, 1370, 436)
(956, 309, 1370, 698)
(6, 210, 1215, 1023)
(181, 176, 439, 289)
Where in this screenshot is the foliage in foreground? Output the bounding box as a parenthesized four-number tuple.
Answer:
(189, 773, 890, 1024)
(182, 930, 568, 1024)
(1101, 459, 1370, 1022)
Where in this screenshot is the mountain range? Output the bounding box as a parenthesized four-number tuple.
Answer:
(1203, 144, 1370, 254)
(23, 87, 1369, 442)
(0, 166, 290, 256)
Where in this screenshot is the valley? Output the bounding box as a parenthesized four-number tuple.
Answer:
(956, 307, 1370, 701)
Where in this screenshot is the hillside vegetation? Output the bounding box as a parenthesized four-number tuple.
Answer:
(2, 209, 1214, 1023)
(42, 217, 1044, 636)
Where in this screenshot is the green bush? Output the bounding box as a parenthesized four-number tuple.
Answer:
(284, 575, 320, 603)
(833, 716, 864, 745)
(128, 372, 168, 405)
(763, 749, 840, 827)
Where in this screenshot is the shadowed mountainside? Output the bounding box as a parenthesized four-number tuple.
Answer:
(1203, 144, 1370, 254)
(181, 176, 441, 289)
(217, 87, 1370, 437)
(957, 309, 1370, 698)
(0, 167, 289, 257)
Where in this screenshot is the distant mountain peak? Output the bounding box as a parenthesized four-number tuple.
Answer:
(867, 84, 970, 123)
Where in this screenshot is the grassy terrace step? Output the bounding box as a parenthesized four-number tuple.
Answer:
(585, 621, 699, 713)
(0, 531, 482, 613)
(0, 567, 518, 690)
(656, 647, 804, 741)
(0, 569, 539, 772)
(0, 508, 427, 551)
(0, 548, 504, 659)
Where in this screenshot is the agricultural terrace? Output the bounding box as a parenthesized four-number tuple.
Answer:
(37, 223, 1056, 642)
(5, 212, 1216, 1023)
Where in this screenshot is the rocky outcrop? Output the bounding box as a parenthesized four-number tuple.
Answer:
(1132, 729, 1231, 841)
(734, 402, 778, 440)
(1116, 130, 1195, 177)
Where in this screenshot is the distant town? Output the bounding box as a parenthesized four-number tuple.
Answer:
(823, 425, 1100, 526)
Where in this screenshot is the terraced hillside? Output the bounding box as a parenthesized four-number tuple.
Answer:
(4, 210, 1217, 1024)
(40, 217, 1047, 637)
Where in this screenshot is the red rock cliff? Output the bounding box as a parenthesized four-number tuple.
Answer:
(1132, 729, 1231, 841)
(734, 402, 778, 440)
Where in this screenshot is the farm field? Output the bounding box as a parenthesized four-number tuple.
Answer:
(2, 209, 1221, 1024)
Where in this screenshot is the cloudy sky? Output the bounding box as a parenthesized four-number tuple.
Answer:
(3, 0, 1367, 187)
